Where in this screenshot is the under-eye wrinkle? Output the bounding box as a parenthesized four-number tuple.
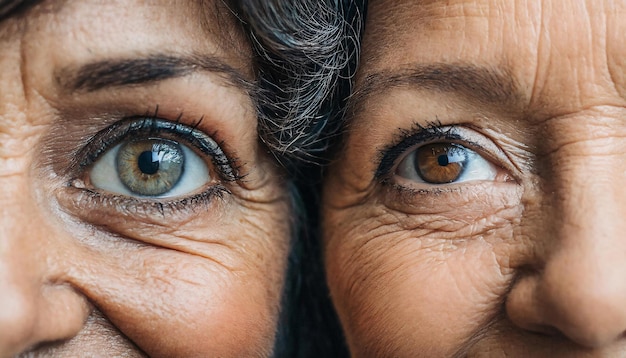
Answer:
(63, 183, 230, 220)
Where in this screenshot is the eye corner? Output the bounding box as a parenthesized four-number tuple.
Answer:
(374, 150, 398, 183)
(375, 122, 522, 189)
(498, 171, 520, 185)
(68, 177, 88, 190)
(212, 154, 245, 183)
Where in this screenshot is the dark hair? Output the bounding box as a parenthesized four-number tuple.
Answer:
(230, 1, 365, 357)
(233, 0, 363, 170)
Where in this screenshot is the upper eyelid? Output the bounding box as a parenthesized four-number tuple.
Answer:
(464, 123, 528, 177)
(375, 123, 461, 180)
(375, 123, 515, 182)
(72, 116, 240, 183)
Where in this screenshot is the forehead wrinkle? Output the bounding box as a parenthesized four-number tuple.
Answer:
(195, 0, 251, 61)
(50, 0, 249, 58)
(361, 0, 428, 65)
(358, 0, 626, 123)
(362, 0, 492, 64)
(40, 1, 254, 89)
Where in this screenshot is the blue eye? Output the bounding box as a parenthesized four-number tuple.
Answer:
(396, 142, 497, 184)
(89, 137, 209, 198)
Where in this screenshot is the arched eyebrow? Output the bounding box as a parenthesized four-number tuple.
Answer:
(347, 63, 525, 119)
(55, 54, 255, 94)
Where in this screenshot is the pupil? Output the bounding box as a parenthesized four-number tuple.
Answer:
(437, 154, 449, 166)
(137, 150, 160, 175)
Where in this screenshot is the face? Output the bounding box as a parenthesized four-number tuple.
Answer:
(323, 0, 626, 356)
(0, 1, 291, 357)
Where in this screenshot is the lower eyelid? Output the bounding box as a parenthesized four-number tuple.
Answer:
(59, 183, 231, 225)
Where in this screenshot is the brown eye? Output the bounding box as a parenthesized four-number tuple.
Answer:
(415, 143, 467, 183)
(396, 142, 498, 185)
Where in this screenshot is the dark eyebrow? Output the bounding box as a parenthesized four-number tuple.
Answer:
(348, 63, 525, 119)
(56, 54, 255, 94)
(0, 0, 42, 21)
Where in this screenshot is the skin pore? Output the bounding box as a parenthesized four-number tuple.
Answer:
(323, 0, 626, 356)
(0, 1, 290, 357)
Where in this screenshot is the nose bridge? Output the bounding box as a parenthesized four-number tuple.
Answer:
(537, 147, 626, 347)
(0, 168, 53, 354)
(0, 169, 43, 352)
(0, 165, 88, 355)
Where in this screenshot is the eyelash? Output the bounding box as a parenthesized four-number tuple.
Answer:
(76, 114, 240, 181)
(376, 121, 468, 180)
(67, 111, 239, 216)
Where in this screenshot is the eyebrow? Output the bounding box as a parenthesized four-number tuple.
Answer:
(56, 54, 255, 94)
(347, 63, 525, 118)
(0, 0, 42, 21)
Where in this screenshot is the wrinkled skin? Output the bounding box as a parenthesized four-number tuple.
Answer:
(0, 1, 290, 357)
(323, 0, 626, 356)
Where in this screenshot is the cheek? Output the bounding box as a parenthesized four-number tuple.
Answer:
(99, 256, 275, 356)
(324, 206, 520, 357)
(69, 209, 290, 358)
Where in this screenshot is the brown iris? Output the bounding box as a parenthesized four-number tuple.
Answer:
(415, 143, 467, 183)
